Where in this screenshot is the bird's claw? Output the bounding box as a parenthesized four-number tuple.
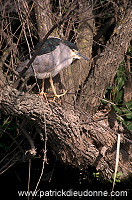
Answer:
(53, 90, 67, 101)
(38, 91, 48, 100)
(38, 90, 67, 102)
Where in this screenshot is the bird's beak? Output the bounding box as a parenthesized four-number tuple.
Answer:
(76, 52, 90, 61)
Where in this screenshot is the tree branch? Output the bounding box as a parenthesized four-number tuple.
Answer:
(0, 86, 131, 179)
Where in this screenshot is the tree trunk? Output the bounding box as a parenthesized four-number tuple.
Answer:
(0, 86, 132, 179)
(34, 0, 53, 41)
(61, 0, 93, 103)
(77, 8, 132, 114)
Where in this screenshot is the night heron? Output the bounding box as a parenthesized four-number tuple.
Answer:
(17, 37, 89, 98)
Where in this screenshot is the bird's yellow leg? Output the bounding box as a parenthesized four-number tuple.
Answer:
(39, 79, 47, 98)
(49, 76, 67, 99)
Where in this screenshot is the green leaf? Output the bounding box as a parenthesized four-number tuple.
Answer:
(127, 46, 132, 56)
(114, 90, 124, 104)
(116, 115, 124, 123)
(124, 113, 132, 120)
(125, 99, 132, 108)
(115, 77, 126, 91)
(112, 105, 122, 115)
(101, 98, 109, 105)
(123, 121, 132, 131)
(7, 126, 17, 131)
(0, 143, 10, 150)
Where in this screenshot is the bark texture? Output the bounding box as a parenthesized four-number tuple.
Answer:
(34, 0, 53, 41)
(77, 8, 132, 113)
(0, 86, 132, 179)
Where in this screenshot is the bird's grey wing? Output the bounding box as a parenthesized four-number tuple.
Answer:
(32, 54, 54, 74)
(16, 47, 56, 77)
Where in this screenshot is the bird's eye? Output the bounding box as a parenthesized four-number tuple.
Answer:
(72, 49, 77, 53)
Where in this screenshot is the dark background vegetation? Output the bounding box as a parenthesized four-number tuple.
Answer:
(0, 0, 132, 199)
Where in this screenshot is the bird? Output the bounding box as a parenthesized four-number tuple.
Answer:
(17, 37, 89, 98)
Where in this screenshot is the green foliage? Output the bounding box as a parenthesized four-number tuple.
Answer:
(112, 61, 127, 104)
(93, 172, 100, 180)
(110, 172, 122, 184)
(112, 100, 132, 131)
(104, 59, 132, 131)
(127, 45, 132, 57)
(0, 117, 17, 131)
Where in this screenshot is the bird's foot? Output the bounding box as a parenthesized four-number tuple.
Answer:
(53, 90, 67, 101)
(38, 91, 48, 99)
